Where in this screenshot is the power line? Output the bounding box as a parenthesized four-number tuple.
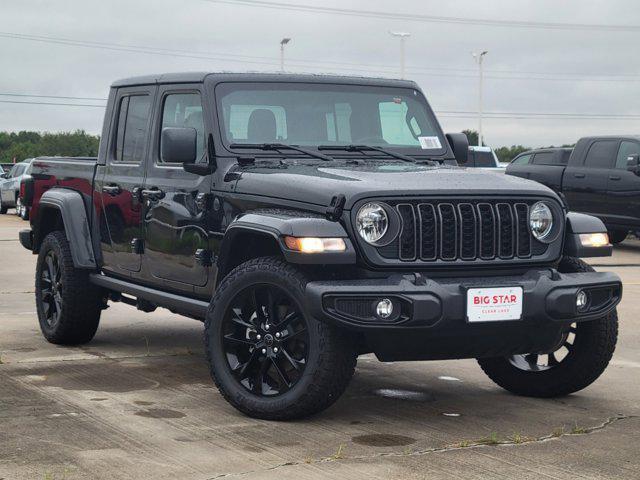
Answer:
(0, 92, 106, 101)
(0, 99, 106, 108)
(2, 31, 639, 82)
(203, 0, 640, 32)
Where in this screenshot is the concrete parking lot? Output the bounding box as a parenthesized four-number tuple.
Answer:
(1, 212, 639, 480)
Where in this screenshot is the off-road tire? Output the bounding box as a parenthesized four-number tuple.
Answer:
(35, 231, 102, 345)
(0, 197, 7, 214)
(204, 256, 357, 420)
(478, 256, 618, 397)
(608, 229, 628, 245)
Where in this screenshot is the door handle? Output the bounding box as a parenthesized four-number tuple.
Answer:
(573, 173, 585, 179)
(609, 175, 621, 181)
(141, 188, 165, 201)
(102, 184, 121, 195)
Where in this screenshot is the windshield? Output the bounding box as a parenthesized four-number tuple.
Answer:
(216, 82, 445, 154)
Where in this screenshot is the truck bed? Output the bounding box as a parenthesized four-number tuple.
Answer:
(28, 156, 98, 222)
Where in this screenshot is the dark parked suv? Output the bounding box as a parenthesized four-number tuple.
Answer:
(507, 138, 640, 243)
(19, 73, 621, 419)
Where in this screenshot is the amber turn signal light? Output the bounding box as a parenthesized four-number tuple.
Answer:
(283, 236, 346, 253)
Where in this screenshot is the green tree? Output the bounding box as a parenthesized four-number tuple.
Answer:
(0, 130, 100, 164)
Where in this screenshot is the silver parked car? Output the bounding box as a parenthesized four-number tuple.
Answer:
(0, 159, 33, 216)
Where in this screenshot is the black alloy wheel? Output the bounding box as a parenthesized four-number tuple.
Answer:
(221, 284, 309, 396)
(39, 250, 63, 329)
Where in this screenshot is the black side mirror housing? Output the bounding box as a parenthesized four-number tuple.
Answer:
(627, 154, 640, 175)
(161, 127, 197, 164)
(0, 173, 8, 179)
(446, 133, 469, 165)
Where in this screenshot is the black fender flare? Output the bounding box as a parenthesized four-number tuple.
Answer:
(563, 212, 612, 258)
(217, 211, 357, 274)
(36, 188, 98, 269)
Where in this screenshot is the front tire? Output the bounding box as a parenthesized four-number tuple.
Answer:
(204, 257, 357, 420)
(35, 231, 103, 345)
(478, 257, 618, 397)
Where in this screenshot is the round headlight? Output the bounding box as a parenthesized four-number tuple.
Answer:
(356, 203, 388, 244)
(529, 202, 554, 241)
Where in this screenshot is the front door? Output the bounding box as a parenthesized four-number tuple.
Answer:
(563, 139, 617, 216)
(141, 86, 212, 293)
(607, 140, 640, 226)
(97, 86, 155, 276)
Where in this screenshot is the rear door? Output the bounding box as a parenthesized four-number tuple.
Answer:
(563, 139, 618, 216)
(97, 86, 155, 276)
(140, 85, 212, 294)
(606, 140, 640, 226)
(525, 151, 565, 192)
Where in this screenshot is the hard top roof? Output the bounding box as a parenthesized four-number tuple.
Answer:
(111, 71, 418, 89)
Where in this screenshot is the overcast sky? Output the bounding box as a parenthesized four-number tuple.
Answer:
(1, 0, 639, 147)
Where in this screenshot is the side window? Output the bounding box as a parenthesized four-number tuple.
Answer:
(560, 150, 571, 164)
(615, 141, 640, 169)
(532, 152, 555, 165)
(114, 94, 151, 163)
(511, 154, 531, 165)
(584, 140, 618, 169)
(160, 93, 206, 163)
(475, 151, 495, 167)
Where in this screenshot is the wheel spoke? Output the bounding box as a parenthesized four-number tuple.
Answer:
(563, 341, 573, 351)
(46, 256, 56, 280)
(548, 352, 559, 366)
(281, 326, 306, 342)
(276, 311, 298, 330)
(524, 353, 538, 367)
(281, 347, 304, 371)
(252, 357, 270, 394)
(233, 350, 259, 379)
(223, 333, 255, 347)
(270, 357, 292, 390)
(229, 314, 254, 330)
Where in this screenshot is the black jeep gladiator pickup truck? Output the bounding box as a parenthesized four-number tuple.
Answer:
(506, 137, 640, 244)
(19, 73, 621, 420)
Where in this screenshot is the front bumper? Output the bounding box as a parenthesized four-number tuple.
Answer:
(306, 268, 621, 361)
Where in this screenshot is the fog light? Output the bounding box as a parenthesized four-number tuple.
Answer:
(576, 290, 589, 312)
(376, 298, 394, 319)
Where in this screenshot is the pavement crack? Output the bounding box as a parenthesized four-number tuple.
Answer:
(203, 414, 636, 479)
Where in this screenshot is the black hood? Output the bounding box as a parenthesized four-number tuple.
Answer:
(233, 162, 559, 209)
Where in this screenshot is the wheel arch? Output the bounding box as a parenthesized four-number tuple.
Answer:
(34, 188, 98, 269)
(215, 211, 356, 287)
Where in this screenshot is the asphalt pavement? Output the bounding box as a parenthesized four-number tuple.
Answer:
(1, 212, 638, 479)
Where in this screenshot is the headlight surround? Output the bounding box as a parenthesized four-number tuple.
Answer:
(356, 202, 389, 244)
(529, 202, 554, 241)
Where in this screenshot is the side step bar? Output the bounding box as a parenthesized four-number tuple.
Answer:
(90, 274, 209, 320)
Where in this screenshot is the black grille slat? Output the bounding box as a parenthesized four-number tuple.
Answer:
(418, 204, 437, 260)
(458, 203, 477, 260)
(477, 203, 496, 259)
(496, 203, 515, 258)
(438, 204, 457, 260)
(515, 203, 531, 257)
(397, 204, 417, 261)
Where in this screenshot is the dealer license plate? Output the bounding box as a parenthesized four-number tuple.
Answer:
(466, 287, 523, 322)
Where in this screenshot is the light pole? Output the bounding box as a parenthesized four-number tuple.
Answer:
(389, 31, 411, 79)
(471, 50, 488, 146)
(280, 38, 291, 72)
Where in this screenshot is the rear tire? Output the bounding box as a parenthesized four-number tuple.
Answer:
(204, 257, 357, 420)
(0, 197, 7, 214)
(35, 231, 103, 345)
(608, 229, 628, 245)
(477, 257, 618, 397)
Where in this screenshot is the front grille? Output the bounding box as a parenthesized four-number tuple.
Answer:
(373, 199, 547, 263)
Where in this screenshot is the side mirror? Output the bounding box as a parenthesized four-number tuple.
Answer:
(160, 127, 197, 165)
(446, 133, 469, 165)
(0, 173, 7, 179)
(627, 154, 640, 175)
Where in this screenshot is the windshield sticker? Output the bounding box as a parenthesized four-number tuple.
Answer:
(418, 136, 442, 149)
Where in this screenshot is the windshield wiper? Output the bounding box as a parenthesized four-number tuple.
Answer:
(318, 144, 422, 163)
(230, 143, 335, 162)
